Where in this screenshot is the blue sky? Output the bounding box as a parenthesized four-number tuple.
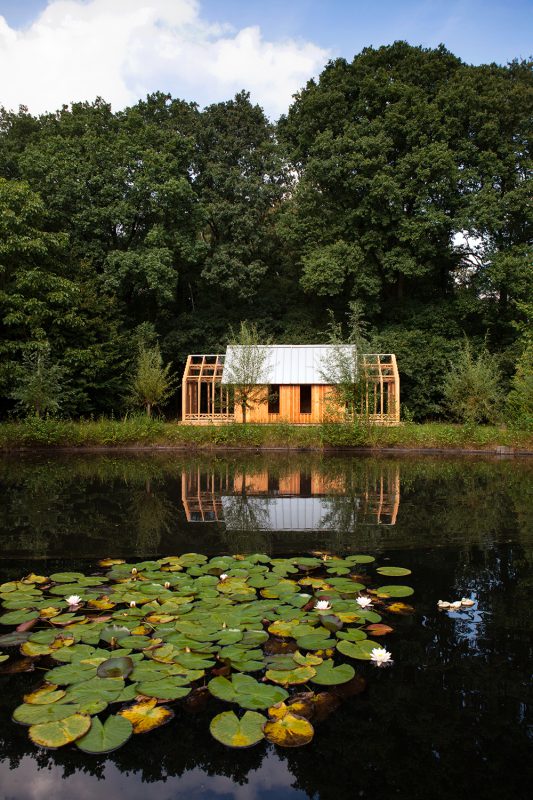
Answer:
(0, 1, 530, 118)
(2, 0, 531, 64)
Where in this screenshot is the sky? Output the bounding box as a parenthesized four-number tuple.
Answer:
(0, 0, 531, 119)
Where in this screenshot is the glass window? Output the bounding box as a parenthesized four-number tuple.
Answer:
(300, 385, 312, 414)
(268, 385, 280, 414)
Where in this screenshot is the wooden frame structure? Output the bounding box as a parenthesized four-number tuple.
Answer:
(182, 350, 400, 425)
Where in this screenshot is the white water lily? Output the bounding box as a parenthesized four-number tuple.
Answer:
(164, 582, 171, 589)
(65, 594, 82, 606)
(314, 599, 331, 611)
(356, 596, 373, 609)
(129, 600, 136, 608)
(219, 573, 228, 581)
(370, 647, 393, 667)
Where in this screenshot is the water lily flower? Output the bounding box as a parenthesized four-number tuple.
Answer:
(65, 595, 82, 606)
(370, 647, 393, 667)
(164, 582, 171, 589)
(219, 573, 228, 581)
(131, 568, 138, 575)
(314, 599, 331, 611)
(129, 600, 136, 608)
(356, 596, 373, 609)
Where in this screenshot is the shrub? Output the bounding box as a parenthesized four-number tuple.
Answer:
(442, 340, 502, 424)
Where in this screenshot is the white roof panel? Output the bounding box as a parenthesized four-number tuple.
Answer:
(221, 344, 353, 385)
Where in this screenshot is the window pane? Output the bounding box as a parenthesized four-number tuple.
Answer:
(268, 385, 280, 414)
(300, 385, 311, 414)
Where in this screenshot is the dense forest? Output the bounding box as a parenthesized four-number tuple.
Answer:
(0, 42, 531, 420)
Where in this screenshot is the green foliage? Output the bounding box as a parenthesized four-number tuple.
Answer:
(129, 344, 176, 417)
(506, 344, 533, 428)
(224, 321, 272, 423)
(10, 344, 64, 418)
(0, 45, 531, 420)
(442, 340, 503, 424)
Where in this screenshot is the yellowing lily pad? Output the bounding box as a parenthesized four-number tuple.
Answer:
(209, 710, 266, 748)
(29, 713, 90, 748)
(265, 665, 316, 685)
(24, 684, 66, 705)
(118, 698, 174, 734)
(264, 711, 314, 747)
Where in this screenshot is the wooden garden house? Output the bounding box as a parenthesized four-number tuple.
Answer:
(181, 345, 400, 425)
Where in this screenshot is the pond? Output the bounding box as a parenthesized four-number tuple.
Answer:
(0, 452, 532, 800)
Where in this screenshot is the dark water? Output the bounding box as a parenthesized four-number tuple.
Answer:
(0, 452, 532, 800)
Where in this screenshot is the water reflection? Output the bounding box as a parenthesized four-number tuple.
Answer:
(0, 453, 532, 799)
(182, 464, 400, 528)
(0, 453, 532, 559)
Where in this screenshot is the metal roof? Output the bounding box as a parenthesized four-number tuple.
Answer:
(221, 344, 354, 385)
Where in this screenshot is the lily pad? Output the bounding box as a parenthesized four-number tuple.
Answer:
(76, 715, 133, 754)
(96, 656, 134, 679)
(29, 713, 91, 748)
(24, 684, 66, 705)
(209, 710, 266, 748)
(376, 566, 412, 577)
(336, 639, 380, 660)
(376, 585, 414, 598)
(13, 702, 81, 726)
(208, 674, 288, 710)
(310, 660, 355, 686)
(265, 665, 316, 685)
(264, 711, 314, 747)
(136, 680, 191, 700)
(118, 698, 174, 733)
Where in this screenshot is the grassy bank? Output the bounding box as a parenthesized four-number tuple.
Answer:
(0, 417, 531, 453)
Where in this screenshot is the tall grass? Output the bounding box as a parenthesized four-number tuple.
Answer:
(0, 416, 531, 452)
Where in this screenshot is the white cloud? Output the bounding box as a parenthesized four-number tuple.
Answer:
(0, 0, 328, 118)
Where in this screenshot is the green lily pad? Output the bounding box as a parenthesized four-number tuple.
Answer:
(336, 639, 381, 660)
(13, 702, 81, 726)
(376, 566, 412, 577)
(296, 633, 334, 651)
(0, 610, 39, 626)
(310, 660, 355, 685)
(209, 710, 266, 748)
(76, 715, 133, 754)
(136, 680, 191, 700)
(208, 674, 288, 710)
(376, 585, 414, 598)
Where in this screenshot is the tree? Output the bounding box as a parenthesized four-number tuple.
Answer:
(130, 343, 176, 418)
(11, 344, 64, 417)
(319, 303, 370, 420)
(223, 322, 272, 423)
(442, 339, 502, 424)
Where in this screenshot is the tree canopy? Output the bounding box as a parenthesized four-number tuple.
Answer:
(0, 43, 531, 420)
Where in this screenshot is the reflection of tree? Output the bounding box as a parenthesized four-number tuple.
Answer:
(130, 479, 175, 554)
(220, 493, 274, 554)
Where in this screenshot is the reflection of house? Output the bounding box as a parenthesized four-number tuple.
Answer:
(181, 466, 400, 527)
(181, 346, 400, 425)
